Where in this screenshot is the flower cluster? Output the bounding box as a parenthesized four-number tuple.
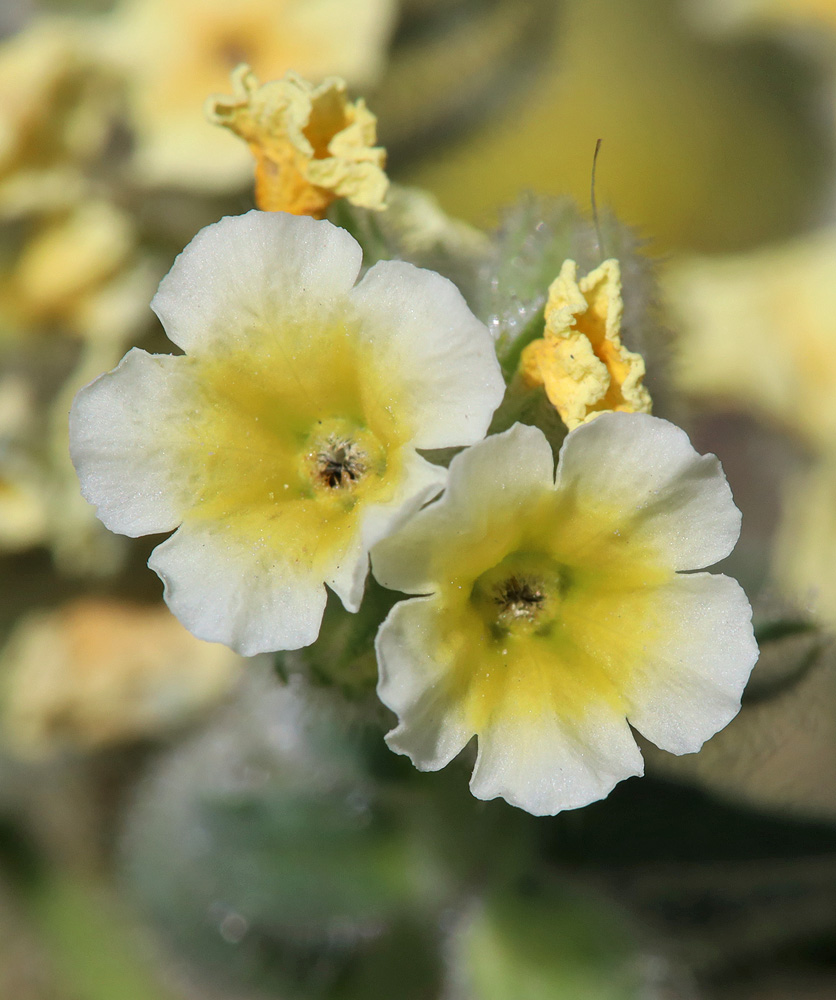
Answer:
(70, 208, 758, 815)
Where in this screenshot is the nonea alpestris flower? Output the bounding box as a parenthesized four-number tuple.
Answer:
(372, 416, 758, 816)
(69, 211, 504, 656)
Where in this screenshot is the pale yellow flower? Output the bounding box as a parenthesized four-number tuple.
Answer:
(0, 598, 241, 756)
(520, 259, 652, 431)
(70, 211, 504, 654)
(665, 229, 836, 452)
(102, 0, 397, 189)
(373, 417, 756, 816)
(208, 67, 387, 217)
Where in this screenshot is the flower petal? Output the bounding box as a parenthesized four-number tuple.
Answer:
(469, 705, 644, 816)
(372, 423, 554, 595)
(69, 348, 193, 536)
(332, 453, 446, 612)
(350, 260, 504, 449)
(623, 572, 757, 754)
(555, 412, 740, 570)
(151, 211, 363, 354)
(376, 597, 473, 770)
(147, 521, 327, 656)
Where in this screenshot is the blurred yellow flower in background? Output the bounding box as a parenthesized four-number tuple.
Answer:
(773, 460, 836, 628)
(208, 67, 388, 217)
(0, 200, 156, 345)
(664, 229, 836, 633)
(0, 374, 49, 551)
(665, 229, 836, 453)
(102, 0, 397, 190)
(520, 259, 651, 430)
(0, 18, 120, 215)
(0, 598, 241, 756)
(406, 0, 827, 254)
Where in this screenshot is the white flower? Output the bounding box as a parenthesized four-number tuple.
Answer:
(372, 415, 758, 816)
(69, 211, 504, 655)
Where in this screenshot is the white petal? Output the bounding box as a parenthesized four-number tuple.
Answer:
(151, 211, 363, 354)
(469, 704, 644, 816)
(350, 260, 504, 449)
(69, 348, 192, 536)
(555, 412, 740, 571)
(147, 521, 327, 656)
(376, 597, 473, 770)
(372, 423, 554, 595)
(331, 453, 446, 612)
(624, 572, 758, 754)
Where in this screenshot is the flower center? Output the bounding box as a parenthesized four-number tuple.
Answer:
(470, 552, 571, 639)
(301, 418, 386, 497)
(315, 437, 366, 489)
(493, 574, 547, 625)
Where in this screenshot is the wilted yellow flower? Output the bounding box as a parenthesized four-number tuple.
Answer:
(520, 259, 652, 431)
(0, 598, 241, 756)
(102, 0, 397, 189)
(665, 229, 836, 452)
(209, 67, 388, 217)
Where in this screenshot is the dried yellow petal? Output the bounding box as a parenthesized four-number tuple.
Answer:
(208, 65, 388, 217)
(520, 258, 652, 430)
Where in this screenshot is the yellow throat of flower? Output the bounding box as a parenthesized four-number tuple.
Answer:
(179, 321, 406, 571)
(432, 489, 674, 733)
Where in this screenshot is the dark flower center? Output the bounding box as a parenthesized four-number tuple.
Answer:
(315, 438, 367, 489)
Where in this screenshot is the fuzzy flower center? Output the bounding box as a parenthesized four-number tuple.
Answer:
(470, 553, 570, 638)
(302, 418, 385, 495)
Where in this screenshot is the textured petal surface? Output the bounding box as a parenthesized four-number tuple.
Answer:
(376, 597, 473, 770)
(69, 349, 193, 536)
(372, 423, 554, 594)
(351, 260, 504, 449)
(147, 521, 327, 656)
(555, 412, 740, 570)
(624, 572, 758, 754)
(469, 705, 644, 816)
(151, 211, 363, 354)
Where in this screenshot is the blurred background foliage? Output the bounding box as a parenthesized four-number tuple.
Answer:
(5, 0, 836, 998)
